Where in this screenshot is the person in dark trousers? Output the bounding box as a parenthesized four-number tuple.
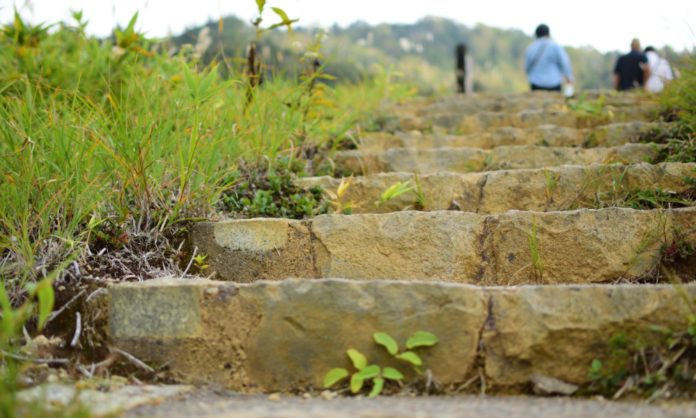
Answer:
(524, 24, 574, 93)
(613, 38, 650, 91)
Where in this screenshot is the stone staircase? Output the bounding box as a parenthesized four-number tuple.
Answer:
(97, 91, 696, 395)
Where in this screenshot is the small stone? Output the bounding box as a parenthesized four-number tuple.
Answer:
(268, 393, 281, 401)
(530, 374, 578, 396)
(302, 393, 311, 399)
(320, 390, 336, 400)
(205, 287, 219, 296)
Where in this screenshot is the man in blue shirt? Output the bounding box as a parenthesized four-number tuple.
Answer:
(613, 39, 650, 91)
(524, 24, 574, 92)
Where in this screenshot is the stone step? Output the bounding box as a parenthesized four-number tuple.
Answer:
(388, 91, 655, 117)
(298, 162, 696, 214)
(101, 277, 696, 392)
(191, 207, 696, 285)
(398, 106, 655, 133)
(335, 143, 658, 175)
(356, 121, 656, 153)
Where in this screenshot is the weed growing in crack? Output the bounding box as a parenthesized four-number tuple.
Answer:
(411, 174, 427, 210)
(570, 93, 615, 128)
(527, 217, 543, 282)
(323, 331, 439, 397)
(586, 277, 696, 400)
(325, 175, 358, 214)
(543, 168, 561, 211)
(375, 181, 414, 208)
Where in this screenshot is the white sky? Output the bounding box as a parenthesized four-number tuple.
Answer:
(2, 0, 695, 53)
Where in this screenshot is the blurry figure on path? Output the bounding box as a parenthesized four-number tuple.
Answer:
(524, 24, 574, 95)
(644, 46, 674, 92)
(613, 39, 650, 91)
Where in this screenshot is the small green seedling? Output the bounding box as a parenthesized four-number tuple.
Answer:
(326, 175, 358, 214)
(411, 173, 427, 210)
(375, 181, 414, 208)
(323, 331, 439, 397)
(527, 216, 543, 281)
(543, 168, 561, 210)
(193, 254, 209, 270)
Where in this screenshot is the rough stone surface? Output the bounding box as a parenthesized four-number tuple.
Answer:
(404, 106, 655, 133)
(192, 207, 696, 284)
(530, 374, 579, 396)
(311, 211, 484, 281)
(18, 383, 193, 416)
(191, 219, 318, 283)
(336, 143, 659, 174)
(479, 208, 671, 285)
(357, 121, 655, 152)
(298, 162, 696, 215)
(487, 143, 657, 170)
(104, 279, 696, 391)
(108, 277, 487, 392)
(482, 284, 696, 385)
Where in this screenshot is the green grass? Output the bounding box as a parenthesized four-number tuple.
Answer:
(0, 11, 402, 295)
(0, 10, 413, 412)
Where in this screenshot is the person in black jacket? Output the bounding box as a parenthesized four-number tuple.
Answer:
(613, 38, 650, 91)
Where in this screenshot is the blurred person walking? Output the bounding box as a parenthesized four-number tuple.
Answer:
(643, 46, 674, 92)
(613, 38, 650, 91)
(524, 24, 575, 96)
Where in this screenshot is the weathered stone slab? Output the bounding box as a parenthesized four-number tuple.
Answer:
(425, 126, 587, 149)
(107, 277, 488, 392)
(298, 163, 696, 215)
(335, 143, 659, 175)
(487, 143, 657, 170)
(298, 171, 483, 213)
(103, 279, 696, 391)
(482, 284, 696, 386)
(311, 211, 484, 281)
(411, 91, 654, 116)
(388, 92, 657, 132)
(478, 208, 692, 285)
(413, 107, 655, 133)
(191, 207, 696, 284)
(357, 122, 655, 152)
(191, 219, 318, 283)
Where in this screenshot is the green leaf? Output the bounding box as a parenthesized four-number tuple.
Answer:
(350, 373, 364, 393)
(380, 181, 413, 202)
(368, 377, 384, 398)
(395, 351, 422, 366)
(354, 364, 380, 380)
(347, 348, 367, 370)
(35, 279, 54, 330)
(405, 331, 439, 349)
(0, 282, 15, 336)
(591, 359, 602, 372)
(124, 12, 139, 34)
(323, 368, 349, 388)
(270, 8, 297, 34)
(255, 0, 266, 14)
(373, 332, 398, 355)
(382, 367, 404, 380)
(266, 20, 300, 33)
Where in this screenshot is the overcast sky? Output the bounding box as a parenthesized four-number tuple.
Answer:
(2, 0, 695, 53)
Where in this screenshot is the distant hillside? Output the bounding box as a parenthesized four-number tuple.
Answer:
(171, 15, 681, 94)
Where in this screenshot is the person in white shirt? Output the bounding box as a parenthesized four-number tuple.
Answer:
(644, 46, 674, 93)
